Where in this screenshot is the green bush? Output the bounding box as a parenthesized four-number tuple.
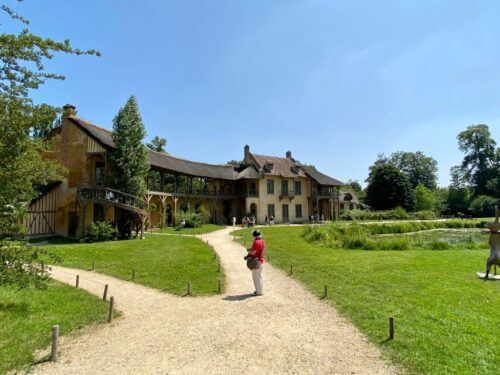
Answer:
(413, 210, 437, 220)
(175, 207, 210, 228)
(376, 237, 410, 250)
(340, 207, 411, 221)
(86, 221, 117, 242)
(469, 195, 498, 217)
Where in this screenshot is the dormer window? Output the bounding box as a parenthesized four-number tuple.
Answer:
(264, 163, 274, 172)
(291, 165, 300, 174)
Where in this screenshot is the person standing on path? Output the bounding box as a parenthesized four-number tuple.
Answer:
(248, 229, 265, 296)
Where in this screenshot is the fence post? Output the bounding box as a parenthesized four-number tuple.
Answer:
(92, 260, 95, 271)
(51, 325, 59, 362)
(389, 317, 394, 340)
(187, 282, 192, 296)
(103, 284, 108, 301)
(75, 275, 80, 288)
(217, 263, 221, 273)
(324, 285, 328, 298)
(290, 264, 293, 275)
(218, 279, 222, 294)
(108, 296, 114, 323)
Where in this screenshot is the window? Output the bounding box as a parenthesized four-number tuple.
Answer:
(267, 204, 275, 217)
(267, 179, 274, 194)
(282, 204, 289, 220)
(295, 204, 302, 218)
(294, 180, 302, 195)
(281, 180, 288, 195)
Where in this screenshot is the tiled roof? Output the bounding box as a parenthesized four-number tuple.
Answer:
(250, 153, 307, 178)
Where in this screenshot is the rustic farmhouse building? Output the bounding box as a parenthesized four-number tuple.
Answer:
(24, 105, 346, 236)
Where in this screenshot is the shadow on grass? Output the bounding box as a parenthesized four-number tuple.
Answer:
(0, 302, 29, 314)
(222, 294, 255, 301)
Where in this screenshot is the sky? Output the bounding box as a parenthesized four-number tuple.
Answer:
(4, 0, 500, 186)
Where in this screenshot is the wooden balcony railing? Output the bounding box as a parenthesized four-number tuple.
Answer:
(147, 185, 259, 198)
(78, 187, 148, 213)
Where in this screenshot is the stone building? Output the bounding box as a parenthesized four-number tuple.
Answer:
(24, 106, 344, 236)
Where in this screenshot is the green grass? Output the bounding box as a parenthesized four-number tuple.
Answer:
(0, 280, 110, 374)
(43, 235, 223, 296)
(235, 226, 500, 374)
(152, 224, 223, 235)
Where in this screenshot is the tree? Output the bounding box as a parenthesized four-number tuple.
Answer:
(455, 124, 498, 197)
(0, 2, 98, 288)
(226, 160, 241, 166)
(389, 151, 438, 189)
(413, 184, 436, 211)
(109, 96, 149, 199)
(146, 135, 167, 152)
(365, 162, 414, 210)
(469, 195, 498, 217)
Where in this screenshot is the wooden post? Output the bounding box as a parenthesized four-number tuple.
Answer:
(108, 296, 114, 323)
(267, 254, 270, 262)
(187, 282, 192, 296)
(213, 252, 216, 261)
(51, 325, 59, 362)
(324, 285, 328, 298)
(389, 317, 394, 340)
(290, 264, 293, 275)
(218, 279, 222, 294)
(75, 275, 80, 288)
(92, 260, 95, 271)
(217, 263, 221, 273)
(103, 284, 108, 301)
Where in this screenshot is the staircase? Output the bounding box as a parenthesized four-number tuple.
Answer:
(77, 187, 149, 217)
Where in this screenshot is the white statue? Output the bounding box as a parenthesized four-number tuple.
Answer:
(484, 206, 500, 279)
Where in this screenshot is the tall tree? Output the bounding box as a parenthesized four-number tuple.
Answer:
(389, 151, 438, 189)
(146, 135, 167, 152)
(455, 124, 498, 197)
(0, 1, 98, 288)
(365, 161, 414, 210)
(413, 184, 436, 211)
(109, 96, 149, 199)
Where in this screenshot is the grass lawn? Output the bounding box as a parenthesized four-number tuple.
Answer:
(235, 226, 499, 375)
(0, 280, 109, 374)
(43, 235, 223, 296)
(151, 224, 224, 235)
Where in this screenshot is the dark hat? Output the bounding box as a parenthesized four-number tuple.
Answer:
(252, 229, 261, 237)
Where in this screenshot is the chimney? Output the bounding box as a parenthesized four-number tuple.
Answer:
(286, 150, 292, 159)
(244, 144, 250, 163)
(62, 104, 77, 118)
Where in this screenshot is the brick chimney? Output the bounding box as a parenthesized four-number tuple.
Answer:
(62, 104, 77, 118)
(286, 150, 292, 159)
(244, 145, 250, 164)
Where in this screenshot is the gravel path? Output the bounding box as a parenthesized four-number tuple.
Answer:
(33, 227, 398, 375)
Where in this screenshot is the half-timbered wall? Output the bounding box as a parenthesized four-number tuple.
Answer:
(24, 186, 58, 235)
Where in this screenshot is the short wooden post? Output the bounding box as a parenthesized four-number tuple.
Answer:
(51, 325, 59, 362)
(103, 284, 108, 301)
(267, 254, 270, 262)
(389, 317, 394, 340)
(108, 296, 114, 323)
(75, 275, 80, 288)
(92, 260, 95, 270)
(187, 282, 192, 296)
(324, 285, 328, 298)
(217, 263, 221, 273)
(290, 264, 293, 275)
(217, 279, 222, 294)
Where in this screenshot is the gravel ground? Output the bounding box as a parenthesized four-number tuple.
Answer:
(31, 227, 398, 375)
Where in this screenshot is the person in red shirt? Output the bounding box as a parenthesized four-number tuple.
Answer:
(248, 229, 265, 296)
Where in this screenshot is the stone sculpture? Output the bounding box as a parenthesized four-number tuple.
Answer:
(484, 206, 500, 279)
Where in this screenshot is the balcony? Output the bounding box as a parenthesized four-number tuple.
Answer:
(280, 190, 296, 200)
(312, 189, 339, 199)
(146, 185, 259, 199)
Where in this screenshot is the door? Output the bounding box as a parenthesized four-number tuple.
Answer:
(68, 212, 77, 237)
(282, 204, 289, 222)
(281, 180, 288, 196)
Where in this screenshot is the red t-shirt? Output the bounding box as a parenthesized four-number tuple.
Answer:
(251, 237, 265, 263)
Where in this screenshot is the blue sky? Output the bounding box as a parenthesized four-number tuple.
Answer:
(5, 0, 500, 186)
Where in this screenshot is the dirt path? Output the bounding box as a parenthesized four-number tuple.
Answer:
(33, 227, 397, 375)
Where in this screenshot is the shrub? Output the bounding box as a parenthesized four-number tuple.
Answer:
(175, 208, 210, 228)
(376, 237, 410, 250)
(469, 195, 498, 217)
(430, 241, 452, 250)
(86, 221, 117, 242)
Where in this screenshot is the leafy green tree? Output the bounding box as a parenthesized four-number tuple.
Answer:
(389, 151, 438, 189)
(433, 187, 449, 215)
(469, 195, 498, 217)
(226, 160, 241, 166)
(109, 96, 149, 199)
(455, 124, 498, 197)
(146, 135, 167, 152)
(365, 162, 414, 210)
(413, 184, 436, 211)
(0, 2, 98, 287)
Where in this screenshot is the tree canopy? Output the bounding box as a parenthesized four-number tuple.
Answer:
(365, 161, 414, 210)
(455, 124, 499, 197)
(109, 95, 149, 199)
(146, 135, 167, 152)
(389, 151, 438, 189)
